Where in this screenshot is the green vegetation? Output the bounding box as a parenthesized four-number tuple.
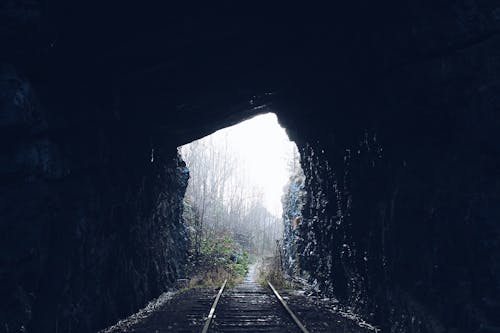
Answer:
(188, 235, 251, 288)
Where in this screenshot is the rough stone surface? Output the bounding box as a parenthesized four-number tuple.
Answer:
(281, 169, 305, 277)
(285, 123, 500, 331)
(280, 39, 500, 333)
(0, 63, 190, 332)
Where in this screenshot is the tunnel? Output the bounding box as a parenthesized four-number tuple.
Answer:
(1, 2, 500, 332)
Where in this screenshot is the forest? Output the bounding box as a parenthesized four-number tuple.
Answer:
(179, 114, 300, 286)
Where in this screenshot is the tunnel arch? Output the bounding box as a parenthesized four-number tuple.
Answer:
(1, 2, 500, 333)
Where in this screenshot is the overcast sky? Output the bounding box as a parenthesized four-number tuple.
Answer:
(182, 113, 297, 216)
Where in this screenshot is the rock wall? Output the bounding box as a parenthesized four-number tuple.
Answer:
(0, 64, 189, 333)
(279, 43, 500, 333)
(283, 124, 500, 332)
(276, 3, 500, 332)
(281, 168, 305, 277)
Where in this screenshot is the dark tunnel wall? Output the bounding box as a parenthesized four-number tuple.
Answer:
(276, 6, 500, 330)
(1, 1, 500, 332)
(1, 64, 190, 332)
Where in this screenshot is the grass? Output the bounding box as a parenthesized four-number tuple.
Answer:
(187, 235, 250, 289)
(188, 266, 244, 289)
(257, 256, 292, 289)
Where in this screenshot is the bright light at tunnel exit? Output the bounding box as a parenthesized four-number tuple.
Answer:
(181, 113, 298, 217)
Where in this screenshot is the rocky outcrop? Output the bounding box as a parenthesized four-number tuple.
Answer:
(282, 121, 500, 332)
(279, 37, 500, 333)
(281, 168, 305, 277)
(275, 3, 500, 332)
(0, 64, 189, 332)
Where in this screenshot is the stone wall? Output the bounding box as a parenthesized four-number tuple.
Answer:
(281, 168, 305, 277)
(279, 37, 500, 333)
(0, 64, 189, 333)
(282, 121, 500, 332)
(276, 3, 500, 331)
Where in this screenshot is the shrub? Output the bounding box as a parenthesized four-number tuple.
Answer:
(258, 255, 291, 289)
(189, 235, 250, 288)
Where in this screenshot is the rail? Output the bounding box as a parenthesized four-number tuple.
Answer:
(201, 279, 227, 333)
(201, 278, 310, 332)
(268, 281, 311, 333)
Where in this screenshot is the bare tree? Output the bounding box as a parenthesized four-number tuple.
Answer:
(180, 129, 284, 256)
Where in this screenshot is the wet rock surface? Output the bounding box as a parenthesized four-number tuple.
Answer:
(282, 169, 305, 277)
(284, 99, 500, 332)
(276, 3, 500, 331)
(0, 62, 190, 332)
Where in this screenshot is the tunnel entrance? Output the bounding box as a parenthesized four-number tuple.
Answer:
(178, 113, 302, 286)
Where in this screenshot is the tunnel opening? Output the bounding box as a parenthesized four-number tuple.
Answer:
(3, 3, 500, 331)
(178, 113, 304, 287)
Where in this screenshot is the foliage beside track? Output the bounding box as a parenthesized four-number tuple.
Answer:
(257, 256, 291, 289)
(188, 235, 251, 288)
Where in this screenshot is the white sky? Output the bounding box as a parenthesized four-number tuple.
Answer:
(185, 113, 297, 216)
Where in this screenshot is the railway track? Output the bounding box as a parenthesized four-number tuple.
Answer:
(203, 265, 310, 333)
(102, 264, 375, 332)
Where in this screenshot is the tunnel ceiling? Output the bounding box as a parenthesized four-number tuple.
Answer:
(9, 1, 500, 145)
